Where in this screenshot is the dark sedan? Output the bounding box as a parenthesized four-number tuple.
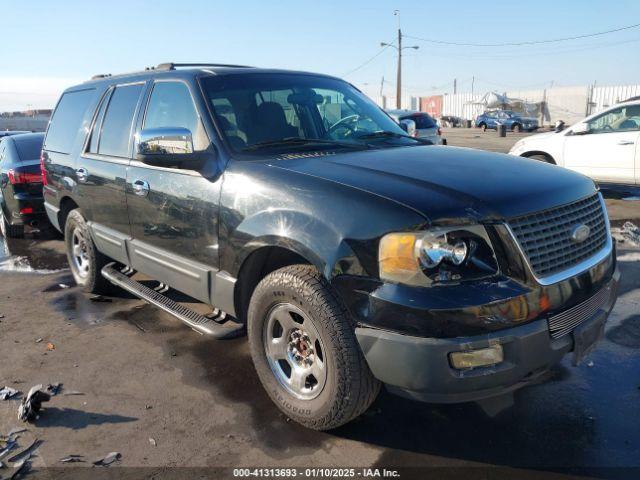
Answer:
(0, 132, 46, 237)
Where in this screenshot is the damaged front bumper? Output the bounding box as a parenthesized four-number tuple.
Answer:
(355, 266, 620, 404)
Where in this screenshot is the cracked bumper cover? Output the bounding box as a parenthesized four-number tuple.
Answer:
(355, 267, 620, 404)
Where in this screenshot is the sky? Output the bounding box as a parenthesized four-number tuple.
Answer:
(2, 0, 640, 111)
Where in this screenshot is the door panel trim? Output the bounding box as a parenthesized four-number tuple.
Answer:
(88, 222, 131, 264)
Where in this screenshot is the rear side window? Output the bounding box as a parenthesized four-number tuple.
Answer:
(408, 114, 436, 129)
(45, 89, 96, 154)
(98, 84, 144, 158)
(14, 136, 44, 161)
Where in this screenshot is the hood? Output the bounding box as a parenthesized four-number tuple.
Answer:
(271, 146, 596, 224)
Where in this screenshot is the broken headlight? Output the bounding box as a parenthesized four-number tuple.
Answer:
(378, 225, 499, 287)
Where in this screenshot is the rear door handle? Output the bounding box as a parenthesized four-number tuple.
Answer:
(617, 140, 635, 145)
(76, 167, 88, 183)
(132, 179, 150, 197)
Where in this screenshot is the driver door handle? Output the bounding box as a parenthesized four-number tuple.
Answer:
(132, 179, 150, 197)
(617, 140, 634, 145)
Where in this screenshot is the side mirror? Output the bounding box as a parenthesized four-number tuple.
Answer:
(135, 127, 195, 166)
(399, 119, 416, 137)
(571, 122, 590, 135)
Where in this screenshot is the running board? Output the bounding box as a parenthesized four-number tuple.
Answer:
(101, 263, 244, 339)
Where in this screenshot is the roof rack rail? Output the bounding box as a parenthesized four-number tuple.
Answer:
(156, 62, 253, 70)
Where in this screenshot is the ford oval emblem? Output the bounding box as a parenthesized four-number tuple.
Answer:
(571, 224, 591, 243)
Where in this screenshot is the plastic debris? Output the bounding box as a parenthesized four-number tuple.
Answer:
(35, 338, 43, 344)
(9, 456, 30, 480)
(7, 439, 39, 463)
(90, 295, 112, 303)
(18, 385, 51, 422)
(62, 390, 84, 396)
(0, 439, 18, 461)
(149, 438, 157, 447)
(93, 451, 121, 466)
(46, 383, 62, 396)
(622, 221, 640, 246)
(58, 283, 70, 289)
(46, 342, 55, 351)
(0, 387, 20, 401)
(60, 455, 84, 463)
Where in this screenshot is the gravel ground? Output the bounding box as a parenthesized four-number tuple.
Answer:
(0, 133, 639, 479)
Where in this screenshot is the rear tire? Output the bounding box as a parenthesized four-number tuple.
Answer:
(480, 123, 487, 132)
(527, 154, 553, 164)
(1, 211, 24, 238)
(513, 124, 522, 133)
(247, 265, 380, 430)
(64, 209, 114, 294)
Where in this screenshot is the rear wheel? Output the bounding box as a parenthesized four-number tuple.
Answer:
(512, 123, 522, 133)
(527, 154, 553, 164)
(479, 123, 487, 132)
(247, 265, 380, 430)
(1, 210, 24, 238)
(64, 209, 114, 294)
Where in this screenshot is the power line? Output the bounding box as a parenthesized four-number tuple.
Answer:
(342, 41, 395, 77)
(404, 22, 640, 47)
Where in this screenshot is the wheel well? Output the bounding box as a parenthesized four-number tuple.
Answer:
(522, 151, 556, 164)
(58, 197, 79, 233)
(234, 246, 311, 323)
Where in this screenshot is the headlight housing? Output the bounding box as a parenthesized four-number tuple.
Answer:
(378, 226, 499, 287)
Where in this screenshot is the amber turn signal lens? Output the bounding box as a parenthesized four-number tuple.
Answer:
(378, 233, 424, 285)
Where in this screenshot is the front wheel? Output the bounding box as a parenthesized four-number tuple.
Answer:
(64, 209, 114, 294)
(512, 124, 522, 133)
(247, 265, 380, 430)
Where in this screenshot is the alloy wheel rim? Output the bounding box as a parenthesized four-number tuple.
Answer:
(263, 303, 327, 400)
(71, 228, 90, 278)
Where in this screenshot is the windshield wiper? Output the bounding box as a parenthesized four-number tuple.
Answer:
(354, 130, 426, 142)
(241, 137, 368, 152)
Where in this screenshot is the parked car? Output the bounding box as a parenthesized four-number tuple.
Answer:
(510, 99, 640, 186)
(440, 115, 465, 128)
(0, 132, 46, 237)
(386, 109, 446, 145)
(42, 63, 618, 430)
(475, 110, 538, 132)
(0, 130, 31, 139)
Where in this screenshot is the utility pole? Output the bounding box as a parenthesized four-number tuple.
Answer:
(397, 26, 402, 109)
(471, 76, 475, 96)
(380, 11, 419, 110)
(453, 78, 457, 95)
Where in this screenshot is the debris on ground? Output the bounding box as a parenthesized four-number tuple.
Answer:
(9, 456, 30, 479)
(90, 295, 112, 303)
(60, 455, 84, 463)
(145, 405, 152, 410)
(622, 221, 640, 246)
(46, 383, 62, 396)
(93, 451, 121, 466)
(58, 283, 70, 289)
(7, 439, 39, 463)
(35, 338, 43, 344)
(46, 342, 55, 351)
(0, 387, 20, 401)
(132, 322, 146, 333)
(62, 390, 84, 396)
(0, 438, 18, 461)
(18, 385, 51, 422)
(149, 438, 157, 447)
(7, 428, 27, 437)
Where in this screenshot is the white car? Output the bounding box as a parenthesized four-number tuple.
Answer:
(509, 100, 640, 186)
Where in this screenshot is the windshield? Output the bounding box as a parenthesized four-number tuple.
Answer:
(201, 73, 419, 155)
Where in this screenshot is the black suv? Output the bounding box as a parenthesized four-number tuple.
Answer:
(42, 63, 619, 430)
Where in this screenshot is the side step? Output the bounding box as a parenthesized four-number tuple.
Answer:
(101, 263, 244, 339)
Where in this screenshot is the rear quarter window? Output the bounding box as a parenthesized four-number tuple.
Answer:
(44, 89, 96, 154)
(14, 136, 45, 161)
(406, 114, 436, 129)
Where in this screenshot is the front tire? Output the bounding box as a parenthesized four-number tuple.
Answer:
(64, 209, 114, 294)
(247, 265, 380, 430)
(512, 123, 522, 133)
(527, 154, 553, 164)
(479, 123, 487, 132)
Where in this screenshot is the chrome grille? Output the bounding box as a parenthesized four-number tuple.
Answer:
(508, 194, 608, 278)
(547, 284, 613, 339)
